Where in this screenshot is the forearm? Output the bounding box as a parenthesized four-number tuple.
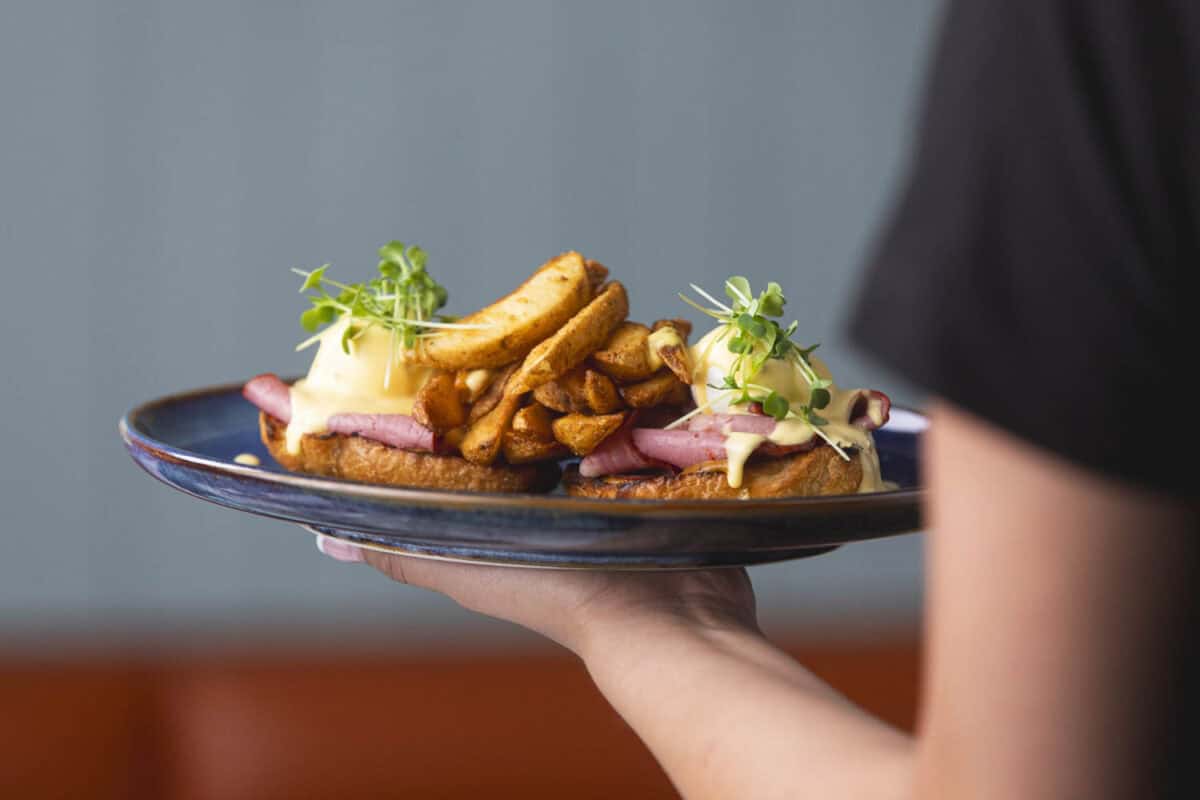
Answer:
(581, 617, 913, 800)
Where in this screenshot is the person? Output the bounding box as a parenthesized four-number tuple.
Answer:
(316, 1, 1199, 796)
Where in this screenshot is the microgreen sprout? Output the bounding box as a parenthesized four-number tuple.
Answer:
(291, 241, 492, 359)
(290, 242, 495, 389)
(679, 276, 840, 449)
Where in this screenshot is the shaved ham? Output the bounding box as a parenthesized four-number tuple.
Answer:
(243, 374, 292, 423)
(327, 413, 436, 453)
(686, 413, 777, 436)
(631, 429, 728, 470)
(849, 390, 891, 431)
(242, 373, 435, 453)
(578, 414, 665, 478)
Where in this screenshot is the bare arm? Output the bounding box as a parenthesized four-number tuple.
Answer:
(327, 400, 1196, 797)
(916, 402, 1197, 798)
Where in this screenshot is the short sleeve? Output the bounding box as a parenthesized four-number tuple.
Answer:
(849, 0, 1199, 497)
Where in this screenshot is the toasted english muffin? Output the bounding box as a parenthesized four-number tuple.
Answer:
(562, 446, 863, 500)
(260, 412, 559, 493)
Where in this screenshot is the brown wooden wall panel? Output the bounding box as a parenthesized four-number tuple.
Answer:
(157, 651, 677, 800)
(0, 638, 918, 800)
(798, 640, 922, 731)
(0, 662, 159, 799)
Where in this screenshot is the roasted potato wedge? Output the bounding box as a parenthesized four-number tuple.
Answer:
(551, 411, 627, 456)
(584, 259, 609, 294)
(531, 380, 575, 414)
(512, 403, 555, 441)
(502, 404, 566, 464)
(531, 367, 623, 414)
(454, 368, 494, 403)
(583, 369, 623, 414)
(647, 325, 693, 384)
(460, 394, 522, 465)
(506, 281, 629, 395)
(537, 369, 588, 413)
(620, 370, 692, 408)
(588, 321, 655, 383)
(652, 318, 692, 340)
(416, 252, 592, 369)
(411, 371, 467, 434)
(467, 363, 517, 424)
(502, 430, 569, 465)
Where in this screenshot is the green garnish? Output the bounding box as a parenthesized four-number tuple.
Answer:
(291, 241, 487, 356)
(679, 276, 834, 423)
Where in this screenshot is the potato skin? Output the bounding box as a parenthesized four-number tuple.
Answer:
(415, 252, 592, 370)
(562, 446, 864, 500)
(551, 411, 627, 456)
(619, 370, 691, 408)
(506, 281, 629, 395)
(260, 413, 559, 493)
(589, 322, 655, 382)
(411, 371, 467, 433)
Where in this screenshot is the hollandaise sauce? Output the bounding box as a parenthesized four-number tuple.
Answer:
(285, 317, 432, 454)
(689, 325, 887, 493)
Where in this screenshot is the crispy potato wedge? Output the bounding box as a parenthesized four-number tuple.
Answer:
(467, 363, 517, 424)
(583, 369, 623, 414)
(416, 252, 592, 369)
(652, 318, 692, 340)
(531, 367, 623, 414)
(647, 326, 693, 384)
(506, 281, 629, 395)
(460, 394, 522, 465)
(531, 380, 575, 414)
(411, 371, 467, 434)
(552, 371, 590, 417)
(504, 403, 565, 464)
(584, 259, 609, 294)
(551, 411, 627, 456)
(454, 368, 494, 403)
(620, 370, 692, 408)
(512, 403, 555, 441)
(502, 430, 569, 465)
(657, 343, 692, 384)
(589, 321, 655, 383)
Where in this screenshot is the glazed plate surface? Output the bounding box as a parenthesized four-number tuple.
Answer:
(120, 383, 925, 569)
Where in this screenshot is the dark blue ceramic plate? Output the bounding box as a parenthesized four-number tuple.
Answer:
(120, 382, 925, 569)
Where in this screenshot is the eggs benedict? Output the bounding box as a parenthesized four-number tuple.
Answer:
(241, 243, 596, 492)
(563, 277, 892, 499)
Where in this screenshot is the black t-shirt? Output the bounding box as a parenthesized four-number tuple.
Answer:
(851, 0, 1198, 498)
(851, 3, 1199, 794)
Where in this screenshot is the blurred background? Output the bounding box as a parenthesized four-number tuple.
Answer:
(2, 1, 938, 797)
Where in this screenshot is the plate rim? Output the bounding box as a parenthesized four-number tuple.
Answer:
(120, 379, 925, 518)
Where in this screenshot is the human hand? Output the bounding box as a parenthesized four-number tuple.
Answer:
(316, 534, 758, 658)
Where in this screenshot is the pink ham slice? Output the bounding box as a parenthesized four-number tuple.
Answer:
(849, 390, 891, 431)
(241, 373, 435, 453)
(686, 413, 777, 435)
(630, 429, 728, 471)
(582, 411, 825, 476)
(689, 391, 892, 434)
(578, 414, 666, 478)
(243, 374, 292, 423)
(580, 391, 891, 477)
(632, 426, 818, 470)
(685, 412, 816, 457)
(327, 413, 435, 453)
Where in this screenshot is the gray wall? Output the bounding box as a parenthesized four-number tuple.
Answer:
(1, 0, 938, 647)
